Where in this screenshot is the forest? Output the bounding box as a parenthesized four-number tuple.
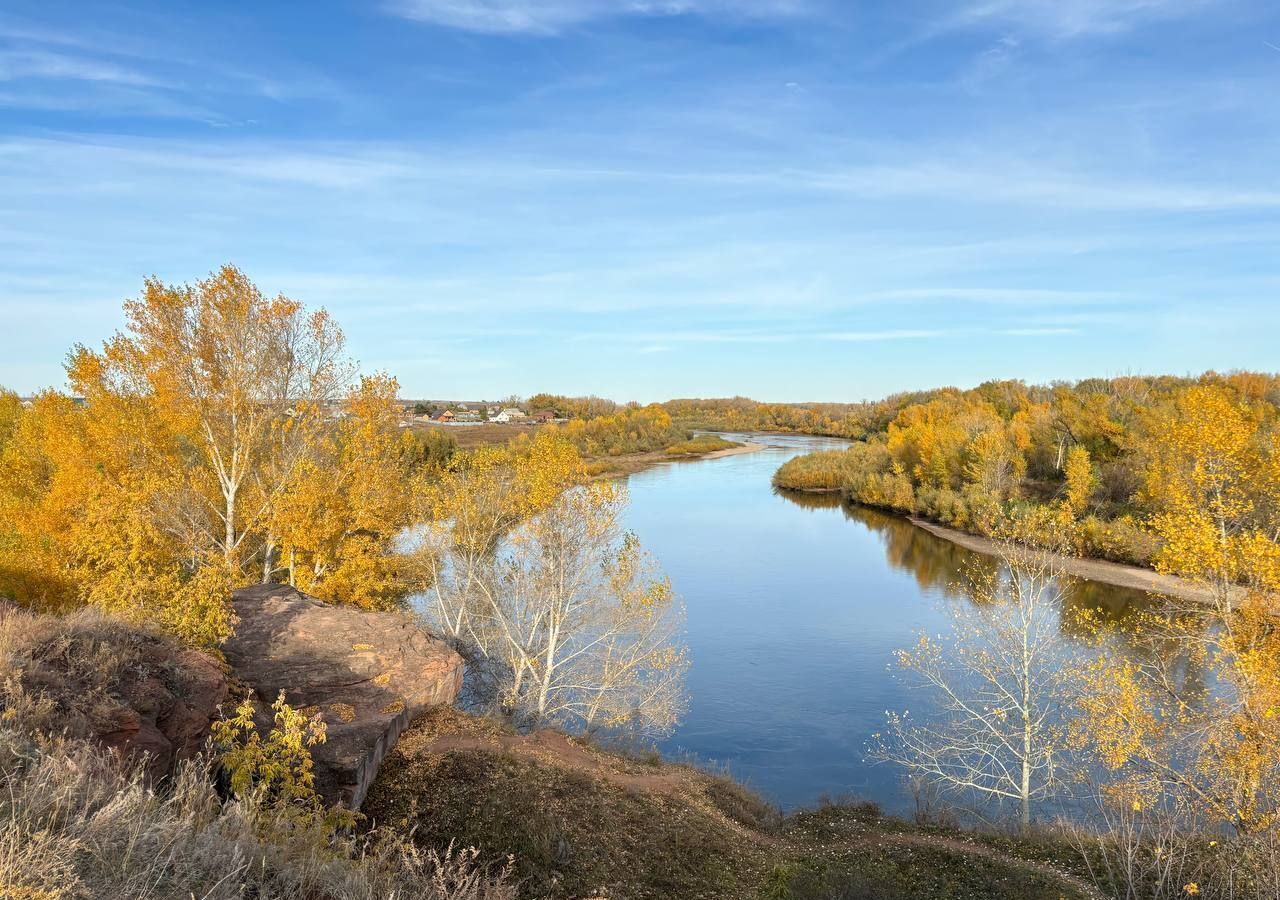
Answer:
(767, 374, 1280, 568)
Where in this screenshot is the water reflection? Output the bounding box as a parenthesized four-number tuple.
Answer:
(622, 435, 1182, 812)
(779, 488, 1152, 622)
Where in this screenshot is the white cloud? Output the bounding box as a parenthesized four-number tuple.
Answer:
(0, 49, 161, 86)
(951, 0, 1218, 39)
(384, 0, 812, 34)
(995, 326, 1082, 336)
(822, 329, 944, 342)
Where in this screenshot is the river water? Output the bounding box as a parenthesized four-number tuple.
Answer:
(621, 433, 1153, 814)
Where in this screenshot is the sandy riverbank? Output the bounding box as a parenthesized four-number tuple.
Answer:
(906, 516, 1236, 605)
(700, 440, 767, 460)
(589, 440, 767, 479)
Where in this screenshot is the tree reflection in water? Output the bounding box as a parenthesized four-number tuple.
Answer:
(775, 488, 1155, 643)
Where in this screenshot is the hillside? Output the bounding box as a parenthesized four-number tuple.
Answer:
(364, 707, 1097, 900)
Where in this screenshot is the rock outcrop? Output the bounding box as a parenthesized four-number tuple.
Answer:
(223, 584, 464, 810)
(0, 603, 228, 781)
(96, 646, 229, 780)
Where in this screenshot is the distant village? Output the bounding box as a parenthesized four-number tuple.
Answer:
(394, 401, 565, 428)
(14, 395, 566, 429)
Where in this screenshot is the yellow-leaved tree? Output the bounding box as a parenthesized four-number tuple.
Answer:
(414, 433, 687, 736)
(1074, 385, 1280, 833)
(1062, 445, 1096, 518)
(0, 266, 425, 645)
(66, 265, 352, 579)
(270, 374, 423, 609)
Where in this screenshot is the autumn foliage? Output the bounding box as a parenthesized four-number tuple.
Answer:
(772, 374, 1280, 568)
(0, 267, 431, 644)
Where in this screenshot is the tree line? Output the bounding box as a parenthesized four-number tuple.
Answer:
(769, 374, 1280, 568)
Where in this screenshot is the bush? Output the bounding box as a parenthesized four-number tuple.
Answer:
(1078, 514, 1159, 566)
(775, 443, 891, 493)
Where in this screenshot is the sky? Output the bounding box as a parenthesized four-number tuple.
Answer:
(2, 1, 1279, 402)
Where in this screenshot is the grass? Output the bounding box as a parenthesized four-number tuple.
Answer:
(363, 709, 1099, 900)
(0, 607, 516, 900)
(0, 603, 198, 742)
(771, 449, 861, 492)
(0, 728, 516, 900)
(663, 435, 742, 457)
(363, 710, 777, 900)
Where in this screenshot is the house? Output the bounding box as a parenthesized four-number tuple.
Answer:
(434, 410, 456, 422)
(491, 408, 526, 424)
(530, 410, 556, 424)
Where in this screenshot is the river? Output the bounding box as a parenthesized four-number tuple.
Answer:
(621, 433, 1154, 815)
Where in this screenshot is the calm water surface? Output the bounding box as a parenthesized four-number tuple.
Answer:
(622, 433, 1151, 814)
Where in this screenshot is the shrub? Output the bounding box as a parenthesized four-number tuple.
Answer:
(775, 443, 891, 493)
(1078, 514, 1159, 566)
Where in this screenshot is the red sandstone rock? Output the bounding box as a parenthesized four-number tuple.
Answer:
(223, 584, 464, 810)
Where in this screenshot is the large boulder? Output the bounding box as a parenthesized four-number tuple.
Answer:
(224, 584, 463, 810)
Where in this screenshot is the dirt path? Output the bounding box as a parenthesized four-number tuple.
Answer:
(907, 516, 1237, 605)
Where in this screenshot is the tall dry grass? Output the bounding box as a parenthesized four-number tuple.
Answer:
(0, 728, 516, 900)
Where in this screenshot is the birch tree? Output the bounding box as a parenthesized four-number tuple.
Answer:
(414, 433, 583, 643)
(871, 539, 1079, 826)
(1074, 385, 1280, 835)
(492, 481, 687, 735)
(65, 265, 352, 578)
(417, 451, 687, 738)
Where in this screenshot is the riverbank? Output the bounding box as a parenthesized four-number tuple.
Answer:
(588, 440, 766, 479)
(905, 517, 1233, 605)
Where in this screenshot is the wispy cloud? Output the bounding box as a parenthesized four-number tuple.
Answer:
(949, 0, 1217, 39)
(0, 49, 162, 86)
(995, 326, 1082, 336)
(384, 0, 813, 34)
(821, 329, 945, 342)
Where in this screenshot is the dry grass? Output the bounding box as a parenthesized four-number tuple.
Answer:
(0, 730, 516, 900)
(0, 607, 516, 900)
(663, 435, 741, 456)
(0, 603, 192, 740)
(364, 709, 1102, 900)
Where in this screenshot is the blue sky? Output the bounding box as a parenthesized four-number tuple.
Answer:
(2, 1, 1279, 402)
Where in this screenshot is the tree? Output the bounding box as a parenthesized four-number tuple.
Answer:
(1074, 385, 1280, 834)
(489, 481, 687, 734)
(1062, 445, 1096, 518)
(414, 431, 584, 643)
(871, 537, 1079, 826)
(416, 441, 687, 737)
(270, 374, 423, 609)
(66, 265, 352, 578)
(0, 267, 420, 645)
